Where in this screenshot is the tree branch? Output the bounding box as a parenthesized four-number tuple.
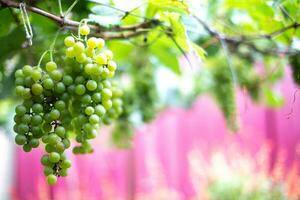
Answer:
(0, 0, 160, 40)
(192, 14, 300, 55)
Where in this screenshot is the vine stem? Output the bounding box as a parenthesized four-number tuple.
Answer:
(58, 0, 64, 17)
(0, 0, 160, 40)
(37, 50, 50, 67)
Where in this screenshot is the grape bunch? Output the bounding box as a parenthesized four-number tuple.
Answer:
(13, 24, 123, 185)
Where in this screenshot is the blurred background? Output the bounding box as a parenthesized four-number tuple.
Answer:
(1, 0, 300, 199)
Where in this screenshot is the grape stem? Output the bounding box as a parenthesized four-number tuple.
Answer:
(37, 50, 50, 67)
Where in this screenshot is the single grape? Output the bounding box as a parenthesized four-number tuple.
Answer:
(32, 103, 43, 113)
(46, 61, 57, 72)
(31, 69, 42, 81)
(102, 99, 112, 110)
(31, 83, 43, 95)
(101, 88, 112, 100)
(41, 155, 50, 166)
(89, 114, 100, 124)
(49, 152, 60, 163)
(43, 78, 54, 90)
(55, 126, 65, 138)
(79, 25, 90, 36)
(54, 100, 66, 111)
(15, 105, 27, 116)
(87, 37, 98, 49)
(15, 134, 27, 145)
(86, 80, 97, 91)
(15, 69, 24, 78)
(61, 159, 72, 169)
(22, 65, 33, 76)
(85, 106, 94, 116)
(95, 105, 106, 117)
(96, 38, 105, 49)
(44, 166, 54, 176)
(54, 82, 66, 94)
(23, 144, 32, 152)
(29, 138, 40, 148)
(66, 47, 76, 58)
(107, 60, 117, 72)
(103, 49, 113, 60)
(64, 36, 75, 47)
(74, 41, 85, 54)
(94, 53, 107, 65)
(31, 115, 43, 126)
(62, 75, 73, 86)
(75, 84, 86, 95)
(47, 174, 57, 185)
(50, 109, 60, 120)
(50, 70, 63, 81)
(92, 93, 101, 103)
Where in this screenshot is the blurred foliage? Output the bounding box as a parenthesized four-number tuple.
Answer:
(1, 0, 300, 146)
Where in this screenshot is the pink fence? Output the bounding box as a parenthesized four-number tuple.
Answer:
(12, 67, 300, 200)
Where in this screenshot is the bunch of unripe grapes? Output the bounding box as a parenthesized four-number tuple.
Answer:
(13, 24, 123, 185)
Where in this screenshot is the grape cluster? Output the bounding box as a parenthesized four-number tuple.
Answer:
(13, 25, 123, 185)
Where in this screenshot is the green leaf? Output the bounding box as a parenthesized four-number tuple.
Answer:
(148, 0, 189, 14)
(192, 43, 206, 60)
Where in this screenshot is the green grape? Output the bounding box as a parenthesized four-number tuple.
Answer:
(15, 105, 27, 116)
(84, 63, 94, 75)
(74, 76, 85, 84)
(31, 69, 42, 81)
(43, 78, 54, 90)
(31, 83, 43, 95)
(54, 100, 66, 111)
(32, 103, 43, 113)
(24, 77, 34, 87)
(13, 24, 122, 185)
(102, 99, 112, 110)
(55, 126, 65, 138)
(64, 36, 75, 47)
(85, 106, 94, 115)
(81, 94, 91, 104)
(61, 159, 72, 169)
(22, 65, 33, 76)
(75, 84, 86, 95)
(79, 25, 90, 36)
(108, 60, 117, 72)
(59, 169, 68, 177)
(46, 61, 57, 72)
(50, 109, 60, 120)
(62, 138, 71, 148)
(94, 53, 107, 65)
(74, 41, 85, 54)
(86, 80, 97, 91)
(17, 123, 29, 134)
(23, 144, 32, 152)
(50, 70, 62, 81)
(96, 38, 105, 49)
(89, 114, 100, 124)
(31, 115, 43, 126)
(44, 166, 54, 176)
(62, 75, 73, 86)
(29, 138, 39, 148)
(95, 105, 106, 117)
(103, 49, 113, 60)
(54, 82, 66, 94)
(49, 152, 60, 163)
(92, 93, 101, 103)
(15, 135, 27, 145)
(15, 69, 24, 78)
(47, 174, 57, 185)
(41, 155, 50, 166)
(87, 37, 97, 49)
(21, 114, 31, 124)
